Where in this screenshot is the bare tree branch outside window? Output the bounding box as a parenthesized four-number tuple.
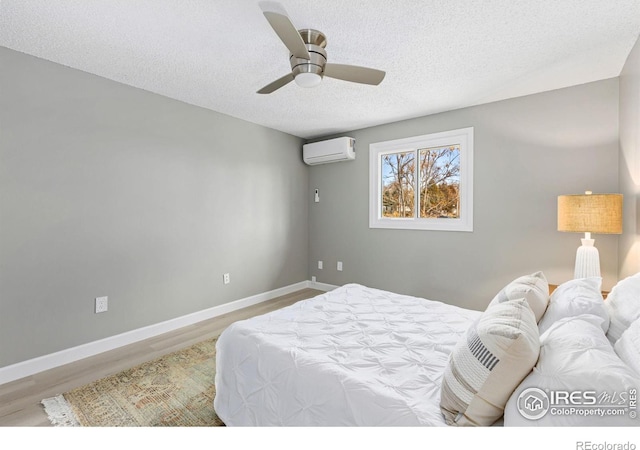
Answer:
(381, 152, 414, 218)
(381, 146, 460, 219)
(418, 146, 460, 219)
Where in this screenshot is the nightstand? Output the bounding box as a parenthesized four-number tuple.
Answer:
(548, 284, 609, 299)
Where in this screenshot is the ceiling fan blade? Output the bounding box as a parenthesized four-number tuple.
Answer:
(324, 63, 386, 85)
(257, 73, 294, 94)
(261, 10, 310, 60)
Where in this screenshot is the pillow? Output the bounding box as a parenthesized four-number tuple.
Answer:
(615, 318, 640, 376)
(604, 272, 640, 344)
(537, 277, 608, 335)
(487, 271, 549, 323)
(440, 299, 540, 426)
(504, 315, 640, 426)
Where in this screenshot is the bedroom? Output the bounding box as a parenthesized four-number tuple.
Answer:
(1, 0, 640, 445)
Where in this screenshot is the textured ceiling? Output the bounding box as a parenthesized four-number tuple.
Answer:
(1, 0, 639, 139)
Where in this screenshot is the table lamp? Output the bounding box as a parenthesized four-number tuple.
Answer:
(557, 191, 622, 278)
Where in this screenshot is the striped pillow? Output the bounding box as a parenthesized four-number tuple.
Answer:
(440, 298, 540, 426)
(488, 271, 549, 322)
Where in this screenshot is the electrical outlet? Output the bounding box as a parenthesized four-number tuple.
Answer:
(337, 261, 343, 271)
(223, 273, 230, 284)
(318, 261, 323, 270)
(95, 296, 108, 314)
(311, 276, 317, 282)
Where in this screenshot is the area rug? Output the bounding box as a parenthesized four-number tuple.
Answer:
(41, 338, 224, 426)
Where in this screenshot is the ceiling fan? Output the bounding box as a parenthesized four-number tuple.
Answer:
(256, 2, 386, 94)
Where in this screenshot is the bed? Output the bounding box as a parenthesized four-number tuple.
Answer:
(214, 283, 479, 426)
(214, 273, 640, 427)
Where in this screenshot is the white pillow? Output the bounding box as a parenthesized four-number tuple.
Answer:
(504, 315, 639, 427)
(605, 272, 640, 344)
(440, 299, 540, 426)
(537, 277, 608, 335)
(487, 271, 549, 323)
(615, 319, 640, 376)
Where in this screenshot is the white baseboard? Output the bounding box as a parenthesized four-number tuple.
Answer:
(309, 280, 339, 291)
(0, 279, 337, 386)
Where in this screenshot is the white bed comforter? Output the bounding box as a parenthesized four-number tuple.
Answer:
(214, 283, 480, 426)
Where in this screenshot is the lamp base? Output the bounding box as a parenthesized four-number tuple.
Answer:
(574, 238, 601, 278)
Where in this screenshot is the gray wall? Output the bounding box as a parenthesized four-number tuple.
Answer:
(619, 35, 640, 279)
(0, 47, 308, 367)
(309, 79, 620, 311)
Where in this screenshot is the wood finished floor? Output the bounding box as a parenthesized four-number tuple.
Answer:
(0, 288, 323, 426)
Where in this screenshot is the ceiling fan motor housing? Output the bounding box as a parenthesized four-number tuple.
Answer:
(290, 29, 327, 78)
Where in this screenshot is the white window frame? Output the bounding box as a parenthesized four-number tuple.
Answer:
(369, 127, 473, 232)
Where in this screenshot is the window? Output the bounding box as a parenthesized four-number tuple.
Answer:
(369, 127, 473, 231)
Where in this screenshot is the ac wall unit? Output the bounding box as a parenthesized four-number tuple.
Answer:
(303, 137, 355, 165)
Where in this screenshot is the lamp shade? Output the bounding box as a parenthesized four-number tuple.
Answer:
(557, 193, 622, 234)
